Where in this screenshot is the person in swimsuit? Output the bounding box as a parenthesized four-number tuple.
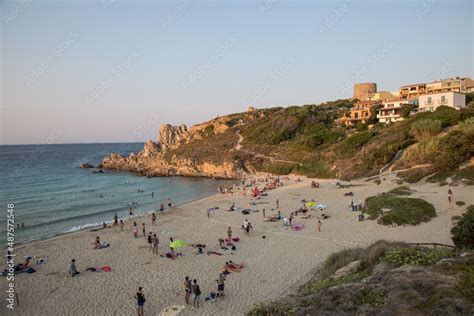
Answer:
(95, 236, 101, 249)
(113, 213, 118, 226)
(142, 223, 146, 237)
(216, 273, 226, 297)
(120, 219, 124, 231)
(160, 203, 164, 214)
(69, 259, 79, 277)
(184, 276, 192, 304)
(192, 279, 201, 308)
(152, 234, 159, 255)
(167, 198, 172, 208)
(147, 232, 153, 251)
(135, 287, 145, 316)
(227, 227, 232, 241)
(151, 213, 156, 225)
(132, 222, 138, 238)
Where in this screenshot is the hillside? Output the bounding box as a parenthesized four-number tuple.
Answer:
(101, 97, 474, 181)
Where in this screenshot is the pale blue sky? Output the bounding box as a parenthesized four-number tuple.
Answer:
(1, 0, 473, 144)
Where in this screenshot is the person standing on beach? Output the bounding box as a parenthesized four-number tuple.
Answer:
(227, 227, 232, 241)
(120, 219, 124, 231)
(448, 189, 453, 203)
(317, 220, 322, 232)
(113, 213, 118, 226)
(184, 276, 192, 304)
(192, 279, 201, 308)
(216, 273, 226, 297)
(160, 203, 164, 214)
(133, 222, 138, 238)
(142, 223, 146, 237)
(167, 198, 172, 209)
(147, 232, 153, 251)
(152, 234, 159, 255)
(276, 199, 279, 209)
(262, 208, 266, 218)
(135, 287, 145, 316)
(151, 213, 156, 226)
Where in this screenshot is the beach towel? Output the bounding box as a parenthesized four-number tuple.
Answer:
(291, 224, 305, 231)
(207, 251, 222, 256)
(232, 237, 240, 242)
(100, 266, 112, 272)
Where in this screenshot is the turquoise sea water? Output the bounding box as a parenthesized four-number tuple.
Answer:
(0, 143, 233, 244)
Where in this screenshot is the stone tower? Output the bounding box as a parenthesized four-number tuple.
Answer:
(353, 83, 377, 101)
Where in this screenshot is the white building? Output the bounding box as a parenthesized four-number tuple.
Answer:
(377, 99, 418, 124)
(418, 91, 466, 112)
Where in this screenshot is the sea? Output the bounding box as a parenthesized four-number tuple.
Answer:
(0, 143, 234, 244)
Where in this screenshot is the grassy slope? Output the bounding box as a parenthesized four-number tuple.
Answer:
(160, 95, 474, 180)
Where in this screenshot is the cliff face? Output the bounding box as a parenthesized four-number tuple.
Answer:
(101, 117, 248, 179)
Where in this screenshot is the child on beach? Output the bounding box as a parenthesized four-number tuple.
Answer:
(152, 234, 159, 254)
(69, 259, 79, 277)
(147, 232, 153, 251)
(133, 222, 138, 238)
(135, 287, 145, 316)
(192, 279, 201, 308)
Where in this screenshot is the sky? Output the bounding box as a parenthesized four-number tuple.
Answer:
(1, 0, 473, 145)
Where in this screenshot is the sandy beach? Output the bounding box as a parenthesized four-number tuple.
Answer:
(2, 173, 472, 315)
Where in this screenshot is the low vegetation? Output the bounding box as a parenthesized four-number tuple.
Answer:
(451, 205, 474, 250)
(363, 187, 436, 226)
(248, 241, 474, 315)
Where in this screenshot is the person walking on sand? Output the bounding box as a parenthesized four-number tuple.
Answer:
(276, 199, 279, 209)
(132, 222, 138, 238)
(152, 234, 159, 255)
(317, 220, 322, 232)
(448, 189, 453, 203)
(167, 198, 172, 208)
(151, 213, 156, 226)
(120, 219, 124, 231)
(184, 276, 192, 304)
(135, 287, 146, 316)
(147, 232, 153, 251)
(216, 273, 226, 297)
(262, 208, 266, 218)
(160, 203, 164, 214)
(192, 279, 201, 308)
(142, 223, 146, 237)
(227, 227, 232, 241)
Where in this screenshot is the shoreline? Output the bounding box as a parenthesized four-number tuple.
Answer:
(2, 173, 471, 315)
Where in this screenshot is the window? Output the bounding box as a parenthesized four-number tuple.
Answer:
(441, 96, 446, 103)
(427, 97, 432, 104)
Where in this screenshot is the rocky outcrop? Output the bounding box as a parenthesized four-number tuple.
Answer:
(80, 163, 94, 169)
(158, 124, 190, 150)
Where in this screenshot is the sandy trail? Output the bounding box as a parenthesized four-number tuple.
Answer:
(1, 174, 472, 315)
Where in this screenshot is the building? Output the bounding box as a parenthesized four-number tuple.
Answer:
(339, 100, 382, 126)
(418, 91, 466, 112)
(399, 83, 426, 100)
(367, 91, 397, 102)
(377, 99, 418, 124)
(426, 77, 474, 94)
(353, 83, 377, 101)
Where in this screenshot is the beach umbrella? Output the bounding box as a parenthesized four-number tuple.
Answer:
(305, 201, 316, 207)
(170, 240, 188, 249)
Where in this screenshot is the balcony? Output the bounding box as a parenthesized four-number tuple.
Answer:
(438, 99, 448, 105)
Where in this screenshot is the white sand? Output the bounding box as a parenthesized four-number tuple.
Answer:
(1, 174, 472, 315)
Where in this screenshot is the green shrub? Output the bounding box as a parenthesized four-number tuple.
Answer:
(434, 129, 474, 171)
(388, 185, 414, 196)
(457, 264, 474, 303)
(400, 104, 414, 118)
(382, 247, 454, 266)
(451, 205, 474, 249)
(410, 119, 442, 142)
(429, 106, 460, 127)
(312, 270, 369, 292)
(364, 193, 436, 226)
(338, 132, 373, 157)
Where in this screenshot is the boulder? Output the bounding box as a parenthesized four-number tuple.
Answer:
(158, 124, 190, 150)
(332, 260, 363, 280)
